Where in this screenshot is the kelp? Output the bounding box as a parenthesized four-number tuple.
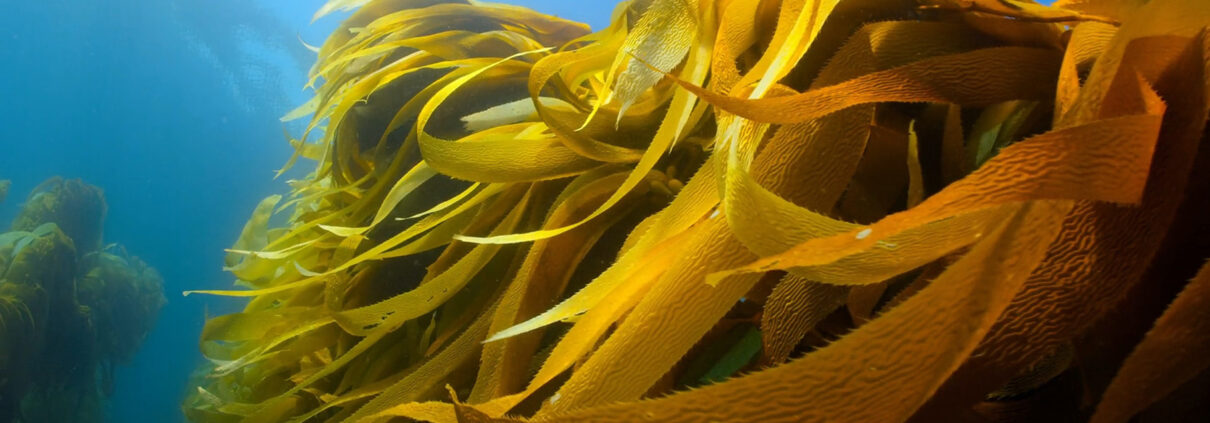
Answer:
(0, 178, 165, 423)
(10, 177, 107, 255)
(186, 0, 1210, 422)
(77, 247, 168, 368)
(0, 179, 10, 205)
(0, 223, 83, 422)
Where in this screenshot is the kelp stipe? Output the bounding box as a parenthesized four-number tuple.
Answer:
(185, 0, 1210, 422)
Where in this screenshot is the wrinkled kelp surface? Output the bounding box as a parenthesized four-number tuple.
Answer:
(186, 0, 1210, 422)
(0, 178, 165, 422)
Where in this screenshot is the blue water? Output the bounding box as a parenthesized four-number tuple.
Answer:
(0, 1, 610, 421)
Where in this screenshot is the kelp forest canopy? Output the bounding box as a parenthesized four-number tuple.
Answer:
(0, 177, 165, 423)
(185, 0, 1210, 422)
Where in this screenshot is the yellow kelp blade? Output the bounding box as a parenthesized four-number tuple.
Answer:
(532, 201, 1068, 422)
(281, 95, 319, 122)
(188, 0, 1210, 421)
(420, 124, 603, 183)
(317, 162, 437, 236)
(759, 274, 847, 364)
(224, 238, 316, 260)
(532, 218, 763, 413)
(223, 195, 281, 268)
(468, 218, 703, 418)
(482, 158, 718, 343)
(341, 302, 498, 423)
(716, 109, 1162, 281)
(185, 183, 507, 298)
(357, 170, 643, 421)
(600, 0, 696, 120)
(246, 188, 532, 417)
(332, 189, 531, 336)
(741, 0, 843, 98)
(313, 0, 373, 22)
(906, 121, 924, 207)
(1053, 22, 1117, 123)
(468, 169, 642, 403)
(914, 27, 1208, 420)
(677, 47, 1062, 125)
(461, 97, 572, 131)
(719, 20, 989, 265)
(924, 0, 1120, 25)
(457, 14, 714, 244)
(273, 171, 508, 288)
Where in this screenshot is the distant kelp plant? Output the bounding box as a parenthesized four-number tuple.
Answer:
(0, 180, 10, 205)
(0, 178, 165, 423)
(185, 0, 1210, 422)
(10, 177, 107, 254)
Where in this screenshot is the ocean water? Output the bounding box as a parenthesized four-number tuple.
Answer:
(0, 1, 610, 421)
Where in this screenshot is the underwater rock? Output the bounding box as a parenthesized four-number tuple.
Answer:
(187, 0, 1210, 422)
(10, 177, 107, 255)
(0, 179, 163, 423)
(0, 180, 9, 205)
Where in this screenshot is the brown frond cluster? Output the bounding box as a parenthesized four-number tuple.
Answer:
(186, 1, 1210, 422)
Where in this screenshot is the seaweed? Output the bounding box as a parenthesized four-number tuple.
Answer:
(0, 223, 84, 422)
(77, 247, 168, 377)
(187, 1, 1210, 422)
(0, 179, 164, 422)
(0, 180, 10, 205)
(10, 177, 107, 255)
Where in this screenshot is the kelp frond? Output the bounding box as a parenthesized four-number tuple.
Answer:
(187, 0, 1210, 422)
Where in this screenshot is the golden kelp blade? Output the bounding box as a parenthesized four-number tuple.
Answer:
(596, 0, 695, 120)
(185, 0, 1210, 422)
(538, 201, 1070, 422)
(711, 76, 1164, 280)
(917, 24, 1210, 422)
